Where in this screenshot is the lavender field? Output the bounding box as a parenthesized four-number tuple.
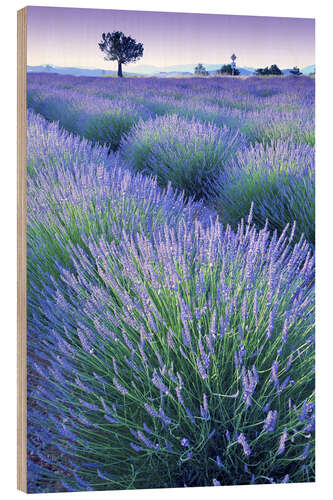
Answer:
(27, 73, 315, 492)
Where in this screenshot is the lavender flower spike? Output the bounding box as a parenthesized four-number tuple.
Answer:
(213, 478, 222, 486)
(263, 410, 278, 433)
(181, 438, 190, 447)
(237, 433, 251, 456)
(277, 428, 288, 455)
(113, 378, 129, 396)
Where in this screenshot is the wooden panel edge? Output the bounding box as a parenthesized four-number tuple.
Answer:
(17, 6, 27, 493)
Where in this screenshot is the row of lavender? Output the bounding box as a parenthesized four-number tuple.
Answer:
(27, 74, 315, 149)
(27, 74, 315, 245)
(27, 109, 314, 492)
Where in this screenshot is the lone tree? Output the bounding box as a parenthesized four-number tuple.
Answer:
(217, 64, 240, 76)
(98, 31, 144, 78)
(194, 63, 209, 76)
(290, 66, 302, 76)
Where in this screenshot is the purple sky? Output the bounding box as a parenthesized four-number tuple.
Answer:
(27, 6, 315, 70)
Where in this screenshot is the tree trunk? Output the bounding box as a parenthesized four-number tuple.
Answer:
(118, 61, 123, 78)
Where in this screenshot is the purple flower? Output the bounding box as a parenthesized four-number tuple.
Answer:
(113, 377, 128, 396)
(144, 403, 158, 418)
(196, 357, 208, 380)
(159, 408, 172, 426)
(143, 423, 153, 435)
(165, 440, 173, 451)
(286, 352, 294, 371)
(200, 405, 210, 421)
(198, 337, 210, 370)
(267, 308, 276, 338)
(181, 437, 190, 447)
(112, 357, 119, 375)
(277, 428, 288, 455)
(167, 331, 176, 349)
(77, 329, 92, 353)
(75, 377, 94, 394)
(79, 399, 99, 412)
(130, 442, 143, 452)
(263, 410, 278, 433)
(282, 311, 291, 343)
(176, 386, 184, 406)
(270, 360, 280, 388)
(137, 431, 155, 449)
(242, 365, 258, 407)
(129, 428, 138, 438)
(208, 428, 216, 440)
(237, 433, 251, 456)
(152, 370, 170, 395)
(104, 414, 120, 425)
(241, 294, 248, 321)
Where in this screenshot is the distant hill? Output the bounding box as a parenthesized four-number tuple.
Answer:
(302, 64, 315, 75)
(154, 71, 193, 78)
(27, 63, 315, 78)
(27, 63, 254, 77)
(27, 65, 117, 77)
(129, 63, 254, 75)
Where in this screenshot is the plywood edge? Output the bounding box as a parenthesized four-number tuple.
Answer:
(17, 6, 27, 493)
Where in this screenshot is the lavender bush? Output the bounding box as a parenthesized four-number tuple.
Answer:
(210, 141, 315, 246)
(29, 199, 315, 491)
(120, 114, 248, 199)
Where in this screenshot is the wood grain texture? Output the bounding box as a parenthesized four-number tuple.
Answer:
(17, 7, 27, 493)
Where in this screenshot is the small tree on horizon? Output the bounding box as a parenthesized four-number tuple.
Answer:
(216, 64, 240, 76)
(255, 64, 282, 76)
(270, 64, 283, 75)
(255, 67, 270, 75)
(98, 31, 144, 78)
(290, 66, 302, 76)
(194, 63, 209, 76)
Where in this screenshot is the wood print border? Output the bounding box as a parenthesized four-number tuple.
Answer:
(17, 7, 27, 493)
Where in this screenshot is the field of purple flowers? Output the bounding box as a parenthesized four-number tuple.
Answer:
(27, 74, 315, 492)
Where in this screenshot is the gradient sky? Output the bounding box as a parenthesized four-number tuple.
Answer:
(27, 6, 315, 70)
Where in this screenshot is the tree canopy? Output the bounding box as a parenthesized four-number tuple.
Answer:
(194, 63, 209, 76)
(289, 66, 302, 76)
(98, 31, 144, 77)
(255, 64, 283, 76)
(216, 64, 240, 76)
